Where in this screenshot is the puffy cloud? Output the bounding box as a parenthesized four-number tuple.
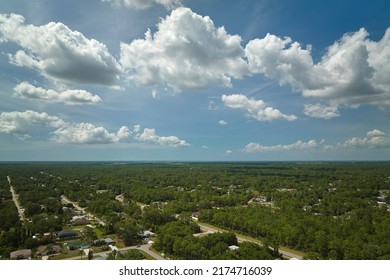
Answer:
(0, 110, 65, 139)
(222, 94, 297, 122)
(103, 0, 181, 10)
(0, 13, 121, 86)
(303, 103, 340, 119)
(13, 82, 102, 105)
(52, 123, 130, 144)
(303, 29, 381, 101)
(342, 129, 390, 149)
(0, 111, 189, 147)
(136, 127, 190, 147)
(245, 33, 316, 92)
(0, 110, 129, 144)
(218, 120, 228, 126)
(245, 28, 390, 109)
(120, 7, 248, 91)
(243, 140, 319, 153)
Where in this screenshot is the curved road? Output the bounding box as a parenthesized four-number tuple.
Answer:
(198, 223, 303, 260)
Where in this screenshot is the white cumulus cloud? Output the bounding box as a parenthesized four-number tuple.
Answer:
(222, 94, 297, 122)
(136, 127, 190, 147)
(103, 0, 181, 10)
(13, 82, 102, 105)
(0, 13, 122, 87)
(245, 28, 390, 110)
(120, 7, 248, 91)
(245, 33, 316, 92)
(0, 111, 189, 147)
(243, 140, 319, 153)
(218, 120, 228, 126)
(52, 123, 130, 144)
(0, 110, 65, 139)
(342, 129, 390, 149)
(0, 110, 130, 144)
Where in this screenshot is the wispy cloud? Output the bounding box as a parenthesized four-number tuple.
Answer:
(303, 103, 340, 119)
(243, 130, 390, 153)
(103, 0, 182, 10)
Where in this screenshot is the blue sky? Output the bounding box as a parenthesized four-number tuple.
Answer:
(0, 0, 389, 161)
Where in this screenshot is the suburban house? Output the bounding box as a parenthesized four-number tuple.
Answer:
(10, 249, 32, 260)
(67, 241, 89, 250)
(71, 218, 90, 226)
(93, 238, 115, 246)
(37, 244, 61, 257)
(58, 229, 78, 240)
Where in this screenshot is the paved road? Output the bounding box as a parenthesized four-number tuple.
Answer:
(64, 243, 165, 260)
(61, 195, 106, 226)
(7, 176, 26, 223)
(198, 223, 303, 260)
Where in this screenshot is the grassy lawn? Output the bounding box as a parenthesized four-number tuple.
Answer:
(94, 227, 104, 238)
(139, 249, 156, 260)
(50, 246, 83, 260)
(279, 246, 305, 257)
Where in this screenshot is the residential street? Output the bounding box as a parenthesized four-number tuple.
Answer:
(197, 222, 303, 260)
(64, 243, 165, 260)
(61, 195, 106, 226)
(7, 176, 26, 223)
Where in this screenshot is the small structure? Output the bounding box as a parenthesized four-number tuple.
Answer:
(140, 230, 154, 239)
(83, 248, 93, 260)
(58, 230, 78, 240)
(191, 212, 200, 221)
(228, 245, 240, 251)
(109, 244, 119, 252)
(10, 249, 32, 260)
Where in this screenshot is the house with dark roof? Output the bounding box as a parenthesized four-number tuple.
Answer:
(67, 241, 89, 250)
(58, 229, 78, 240)
(71, 218, 90, 226)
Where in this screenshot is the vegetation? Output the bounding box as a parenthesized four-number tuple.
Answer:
(0, 162, 389, 260)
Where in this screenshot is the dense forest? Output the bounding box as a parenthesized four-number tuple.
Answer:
(0, 162, 389, 260)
